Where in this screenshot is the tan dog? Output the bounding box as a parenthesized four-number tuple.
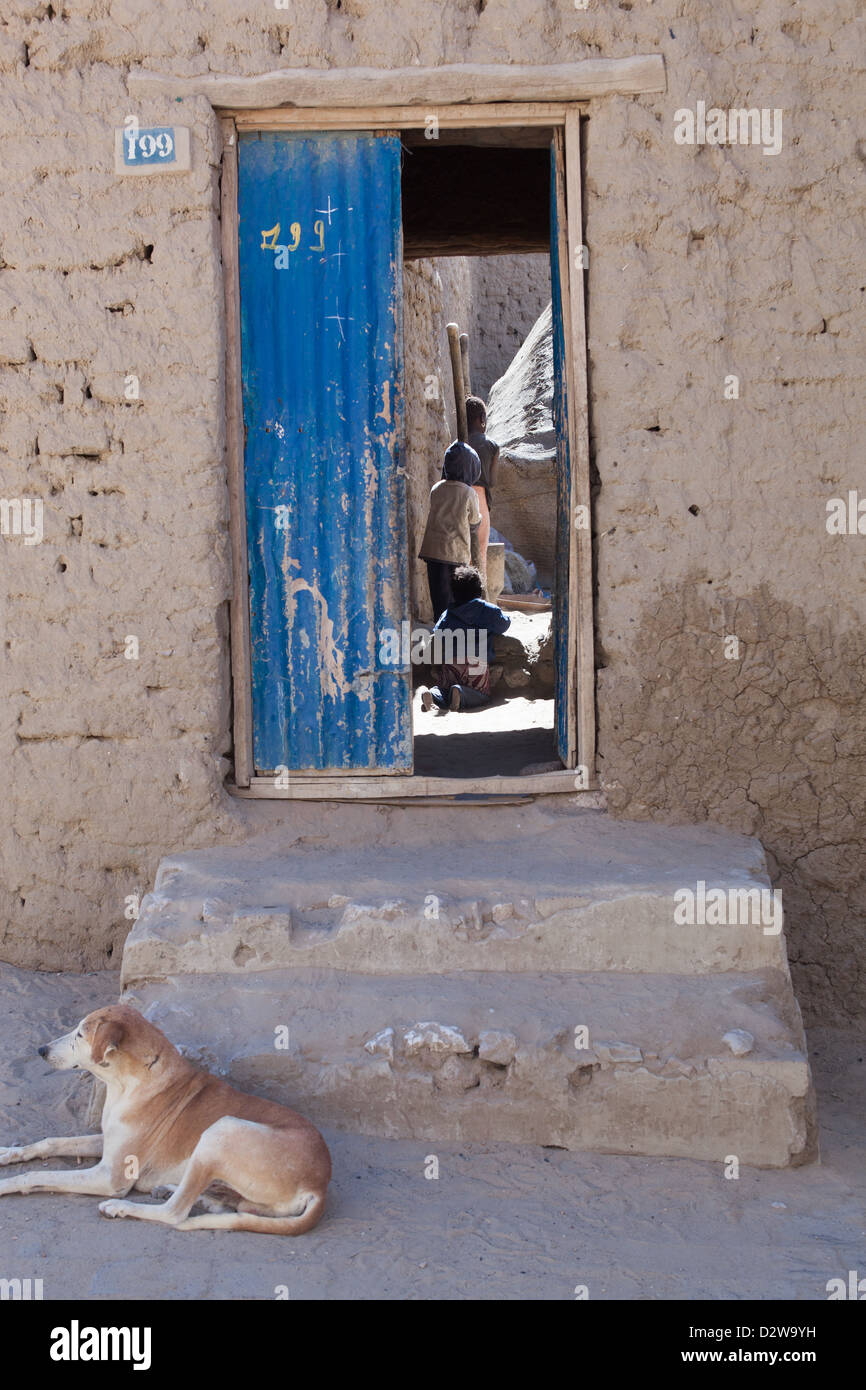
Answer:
(0, 1004, 331, 1235)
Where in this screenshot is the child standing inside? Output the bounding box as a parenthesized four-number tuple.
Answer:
(419, 441, 482, 619)
(421, 565, 511, 712)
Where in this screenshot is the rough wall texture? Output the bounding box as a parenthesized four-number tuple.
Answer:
(465, 253, 551, 401)
(434, 254, 551, 421)
(0, 0, 863, 1025)
(582, 11, 866, 1029)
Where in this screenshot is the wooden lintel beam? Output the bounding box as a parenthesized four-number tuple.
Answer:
(128, 56, 666, 109)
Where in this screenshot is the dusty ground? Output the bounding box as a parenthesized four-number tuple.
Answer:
(413, 691, 556, 777)
(0, 964, 862, 1301)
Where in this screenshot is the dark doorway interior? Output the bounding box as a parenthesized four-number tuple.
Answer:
(402, 141, 551, 258)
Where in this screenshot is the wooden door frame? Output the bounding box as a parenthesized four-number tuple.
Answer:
(220, 117, 254, 787)
(220, 103, 594, 798)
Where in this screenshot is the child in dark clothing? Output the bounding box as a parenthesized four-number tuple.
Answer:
(421, 565, 511, 712)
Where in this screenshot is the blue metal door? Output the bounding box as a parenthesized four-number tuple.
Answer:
(550, 134, 577, 766)
(237, 131, 411, 774)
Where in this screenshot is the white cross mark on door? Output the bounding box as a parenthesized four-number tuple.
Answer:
(325, 311, 353, 341)
(316, 196, 339, 224)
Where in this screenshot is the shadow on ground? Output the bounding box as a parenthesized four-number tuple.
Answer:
(413, 692, 557, 777)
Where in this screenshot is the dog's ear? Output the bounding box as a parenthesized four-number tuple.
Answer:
(90, 1017, 125, 1066)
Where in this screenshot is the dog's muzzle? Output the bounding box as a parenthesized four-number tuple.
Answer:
(38, 1038, 76, 1069)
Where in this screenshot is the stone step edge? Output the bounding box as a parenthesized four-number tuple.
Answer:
(122, 888, 789, 986)
(123, 969, 808, 1081)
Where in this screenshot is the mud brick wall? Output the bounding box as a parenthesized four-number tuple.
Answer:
(0, 0, 863, 1025)
(466, 254, 551, 402)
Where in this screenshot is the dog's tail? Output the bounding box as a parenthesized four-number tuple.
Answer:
(178, 1192, 326, 1236)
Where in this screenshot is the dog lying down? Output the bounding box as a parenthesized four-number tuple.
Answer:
(0, 1004, 331, 1235)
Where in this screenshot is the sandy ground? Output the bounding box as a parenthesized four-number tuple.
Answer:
(0, 963, 862, 1301)
(413, 691, 557, 777)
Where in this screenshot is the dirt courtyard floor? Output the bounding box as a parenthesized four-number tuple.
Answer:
(413, 690, 557, 777)
(0, 963, 862, 1301)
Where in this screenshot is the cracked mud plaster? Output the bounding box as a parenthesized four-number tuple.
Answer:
(598, 584, 866, 1026)
(0, 1, 863, 1027)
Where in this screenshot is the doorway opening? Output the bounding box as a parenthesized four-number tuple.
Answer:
(221, 104, 591, 796)
(401, 130, 561, 778)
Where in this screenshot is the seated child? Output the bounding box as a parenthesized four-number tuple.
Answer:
(421, 565, 511, 712)
(418, 441, 482, 619)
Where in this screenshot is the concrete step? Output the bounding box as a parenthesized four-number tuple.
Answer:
(122, 811, 789, 985)
(124, 966, 814, 1167)
(119, 809, 815, 1166)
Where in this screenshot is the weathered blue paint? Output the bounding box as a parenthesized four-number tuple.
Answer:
(238, 131, 412, 773)
(550, 139, 574, 766)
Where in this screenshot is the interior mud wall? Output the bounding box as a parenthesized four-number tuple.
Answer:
(466, 253, 551, 401)
(0, 1, 862, 1026)
(433, 254, 551, 423)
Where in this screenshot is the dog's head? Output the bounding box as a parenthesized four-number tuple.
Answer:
(38, 1005, 169, 1077)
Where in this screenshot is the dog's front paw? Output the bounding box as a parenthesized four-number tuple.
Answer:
(99, 1199, 132, 1219)
(0, 1147, 25, 1167)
